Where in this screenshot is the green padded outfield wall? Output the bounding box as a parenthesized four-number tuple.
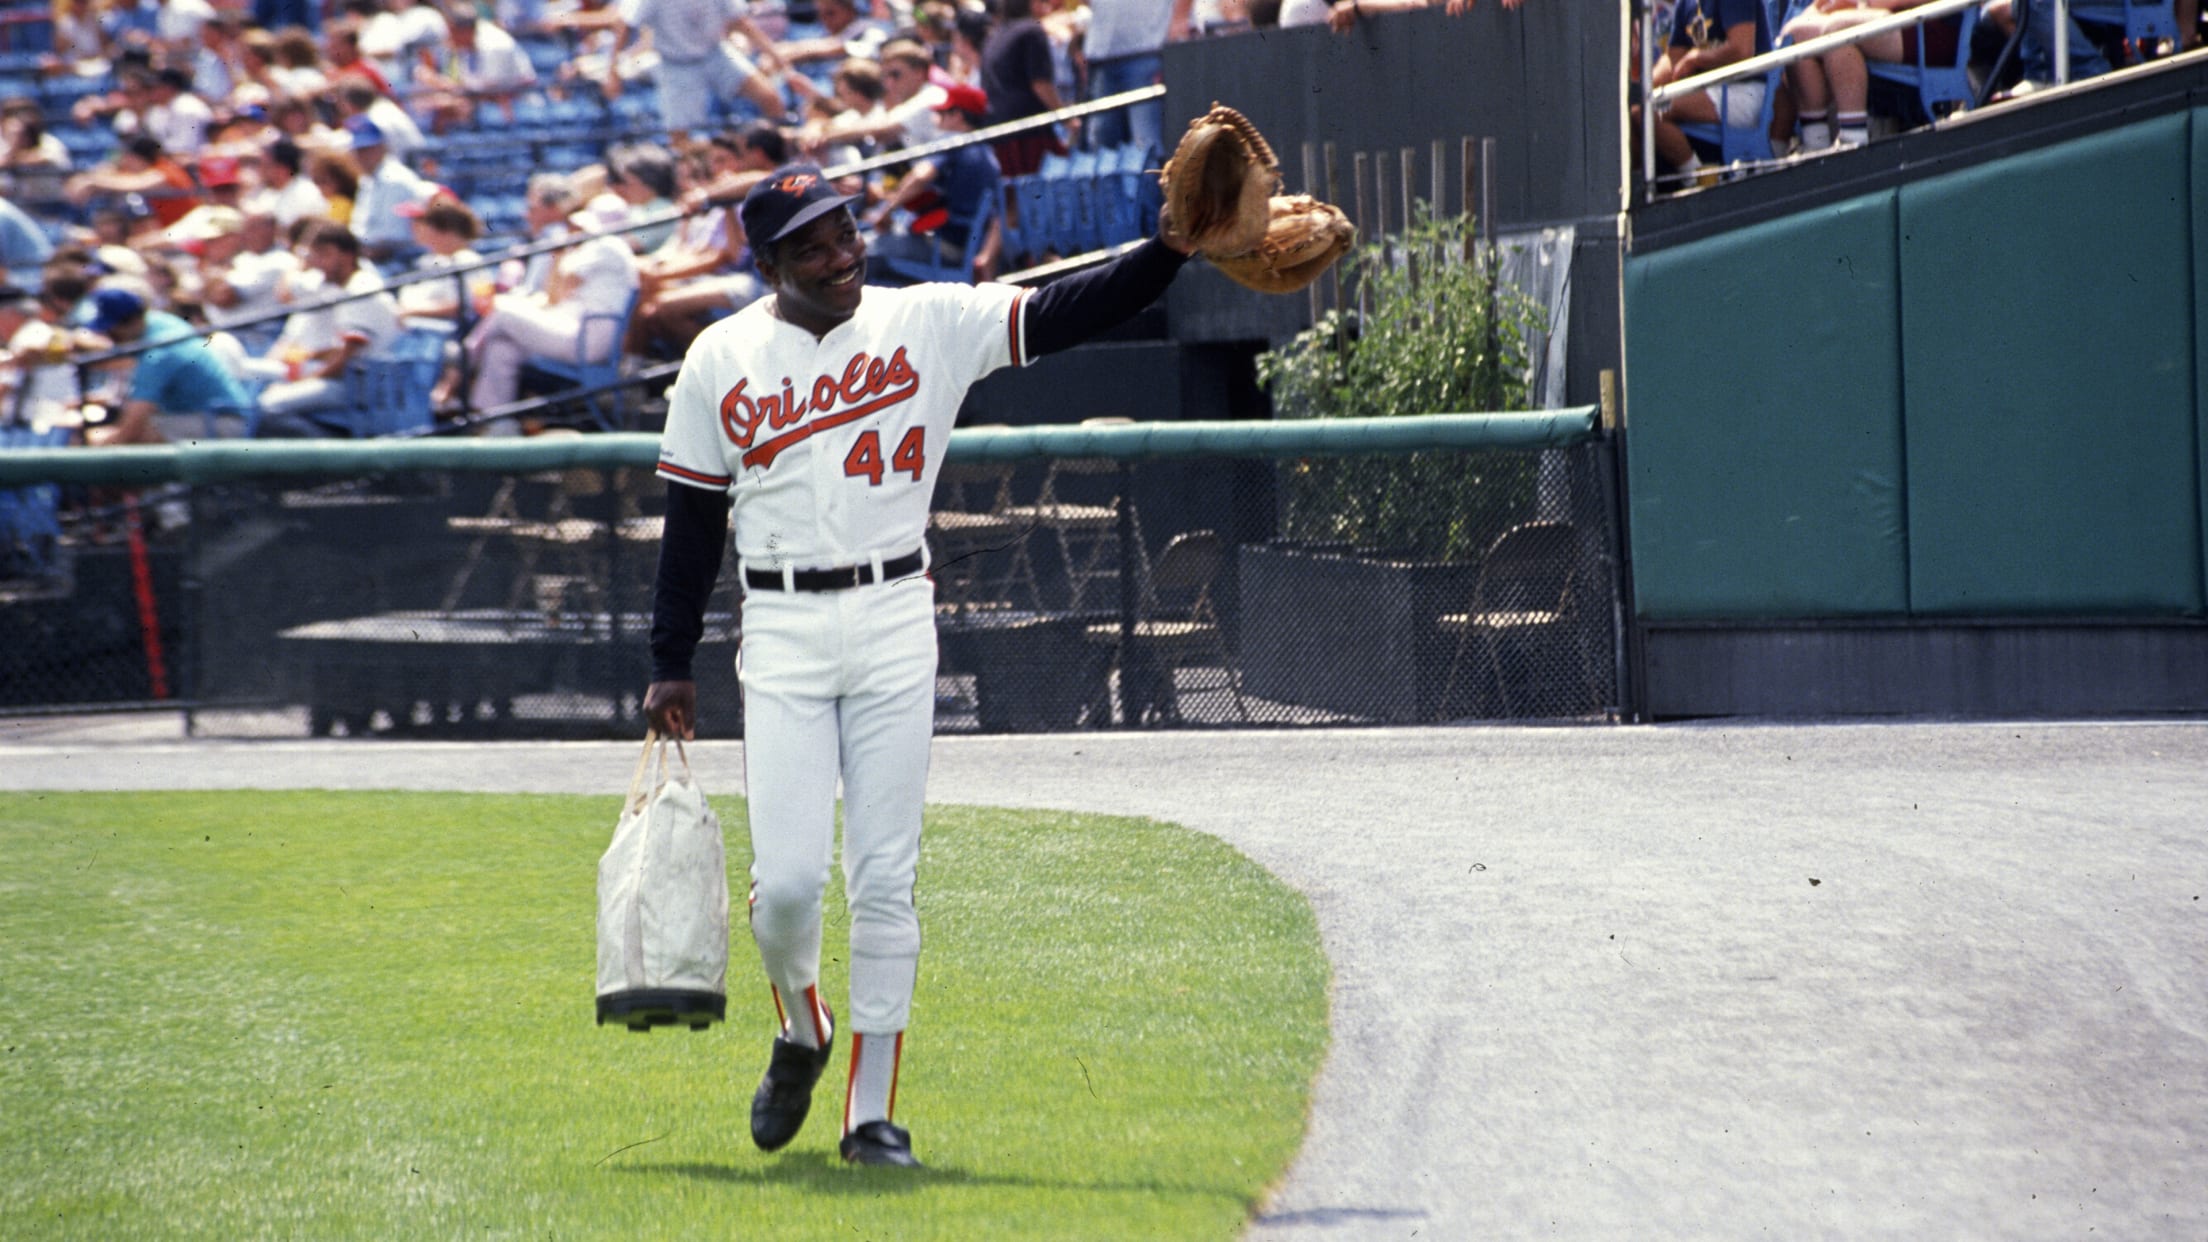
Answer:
(2197, 106, 2208, 607)
(1624, 190, 1909, 618)
(1627, 110, 2205, 621)
(1901, 112, 2200, 615)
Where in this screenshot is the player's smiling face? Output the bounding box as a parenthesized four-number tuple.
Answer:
(760, 207, 868, 336)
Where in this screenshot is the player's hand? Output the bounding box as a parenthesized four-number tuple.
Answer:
(643, 679, 699, 739)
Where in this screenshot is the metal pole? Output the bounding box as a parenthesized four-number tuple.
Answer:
(1352, 151, 1372, 248)
(2053, 0, 2070, 84)
(1460, 135, 1476, 259)
(1479, 137, 1500, 411)
(1640, 0, 1657, 202)
(1429, 138, 1445, 221)
(1115, 462, 1138, 726)
(1375, 149, 1393, 242)
(1324, 142, 1345, 341)
(1400, 145, 1417, 229)
(1303, 140, 1322, 323)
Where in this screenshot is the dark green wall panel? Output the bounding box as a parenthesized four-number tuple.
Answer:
(2196, 108, 2208, 609)
(1900, 113, 2201, 615)
(1625, 191, 1908, 619)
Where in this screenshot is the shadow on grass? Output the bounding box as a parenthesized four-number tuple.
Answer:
(617, 1157, 1253, 1205)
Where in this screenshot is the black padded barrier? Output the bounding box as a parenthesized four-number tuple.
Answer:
(0, 418, 1622, 735)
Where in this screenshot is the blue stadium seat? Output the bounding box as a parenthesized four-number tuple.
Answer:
(2071, 0, 2180, 43)
(0, 423, 70, 579)
(997, 176, 1035, 260)
(1064, 147, 1104, 254)
(874, 190, 999, 286)
(324, 329, 448, 438)
(1864, 6, 1981, 124)
(519, 35, 569, 77)
(1093, 142, 1150, 248)
(1676, 69, 1781, 168)
(519, 290, 640, 431)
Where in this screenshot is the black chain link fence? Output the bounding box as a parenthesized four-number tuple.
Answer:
(0, 440, 1620, 735)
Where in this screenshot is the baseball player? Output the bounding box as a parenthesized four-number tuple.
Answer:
(645, 164, 1194, 1168)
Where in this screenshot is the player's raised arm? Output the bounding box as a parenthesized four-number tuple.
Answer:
(1020, 232, 1193, 360)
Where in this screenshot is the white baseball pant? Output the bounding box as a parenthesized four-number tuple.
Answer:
(738, 572, 936, 1037)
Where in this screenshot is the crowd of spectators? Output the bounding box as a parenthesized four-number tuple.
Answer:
(0, 0, 1216, 445)
(1640, 0, 2202, 185)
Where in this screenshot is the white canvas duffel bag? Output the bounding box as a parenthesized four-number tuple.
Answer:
(596, 732, 728, 1031)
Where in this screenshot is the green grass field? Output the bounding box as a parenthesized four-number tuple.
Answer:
(0, 791, 1328, 1241)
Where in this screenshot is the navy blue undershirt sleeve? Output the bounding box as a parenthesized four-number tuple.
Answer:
(1022, 235, 1191, 360)
(649, 480, 733, 683)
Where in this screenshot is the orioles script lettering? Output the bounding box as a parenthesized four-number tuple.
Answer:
(721, 347, 921, 470)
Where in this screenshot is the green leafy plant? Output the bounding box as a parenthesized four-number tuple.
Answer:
(1254, 206, 1544, 562)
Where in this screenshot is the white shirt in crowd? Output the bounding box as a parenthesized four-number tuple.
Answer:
(273, 266, 403, 357)
(4, 319, 84, 410)
(259, 177, 332, 231)
(553, 231, 642, 314)
(350, 158, 436, 251)
(1086, 0, 1178, 58)
(156, 0, 217, 47)
(883, 85, 948, 148)
(147, 92, 215, 155)
(205, 248, 304, 333)
(397, 247, 486, 318)
(620, 0, 745, 63)
(366, 97, 429, 158)
(361, 2, 453, 82)
(444, 21, 539, 92)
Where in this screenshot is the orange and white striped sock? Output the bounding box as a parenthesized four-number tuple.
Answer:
(771, 984, 831, 1050)
(843, 1031, 904, 1132)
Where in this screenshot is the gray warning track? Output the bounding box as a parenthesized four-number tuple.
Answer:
(5, 717, 2204, 1239)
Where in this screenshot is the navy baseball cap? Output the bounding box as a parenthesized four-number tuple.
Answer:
(740, 164, 858, 247)
(87, 287, 148, 333)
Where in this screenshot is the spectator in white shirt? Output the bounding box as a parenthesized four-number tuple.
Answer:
(257, 222, 405, 436)
(360, 0, 453, 89)
(797, 39, 948, 157)
(461, 172, 639, 428)
(600, 0, 792, 135)
(414, 7, 540, 134)
(336, 78, 427, 162)
(394, 194, 486, 326)
(340, 115, 436, 264)
(144, 67, 217, 158)
(254, 138, 332, 231)
(193, 205, 303, 357)
(0, 100, 73, 210)
(2, 268, 96, 416)
(156, 0, 219, 57)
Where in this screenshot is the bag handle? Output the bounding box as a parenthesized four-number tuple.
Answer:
(626, 729, 664, 814)
(624, 730, 698, 813)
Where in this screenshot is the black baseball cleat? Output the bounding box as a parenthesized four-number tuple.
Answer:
(749, 1012, 834, 1152)
(839, 1120, 922, 1168)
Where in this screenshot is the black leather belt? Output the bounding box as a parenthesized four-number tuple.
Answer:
(744, 549, 925, 593)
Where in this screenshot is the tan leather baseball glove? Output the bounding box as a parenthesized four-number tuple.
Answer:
(1210, 195, 1358, 295)
(1158, 103, 1280, 257)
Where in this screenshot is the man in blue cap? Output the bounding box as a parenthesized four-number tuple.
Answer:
(343, 114, 434, 265)
(82, 287, 252, 445)
(643, 163, 1200, 1169)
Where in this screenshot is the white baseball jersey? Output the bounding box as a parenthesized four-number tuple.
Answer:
(656, 282, 1033, 571)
